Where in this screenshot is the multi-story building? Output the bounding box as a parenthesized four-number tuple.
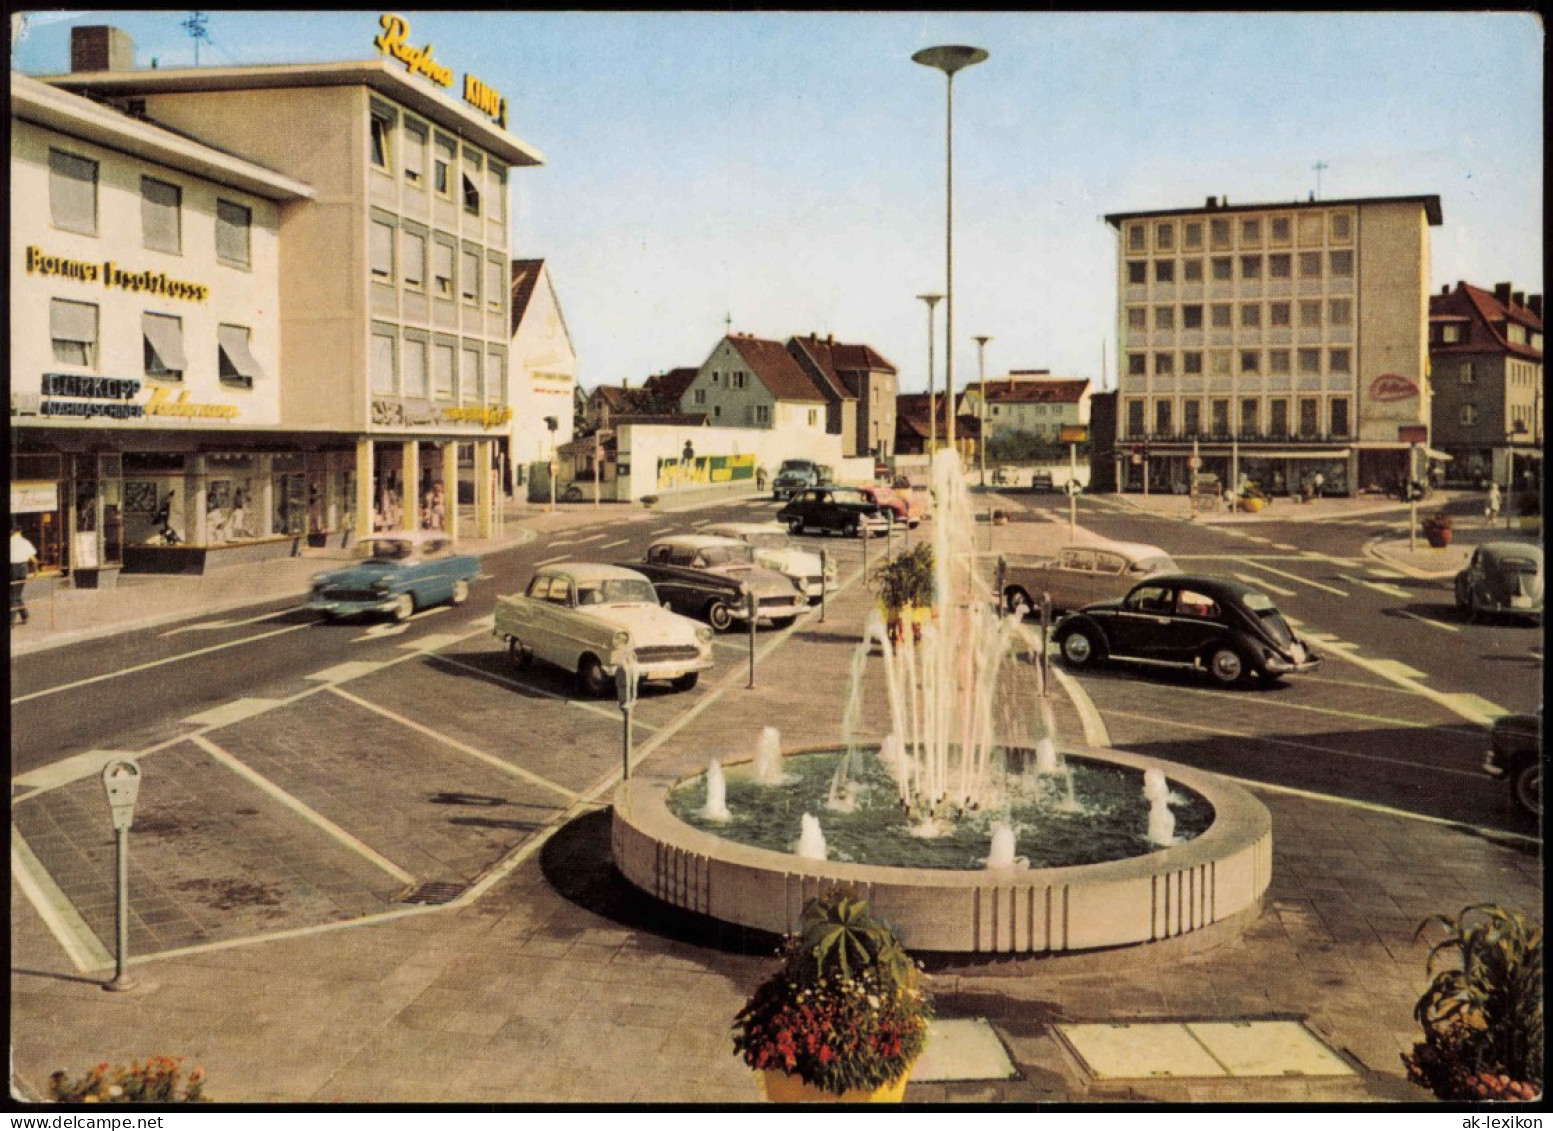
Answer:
(32, 20, 545, 550)
(960, 372, 1090, 444)
(1428, 281, 1543, 487)
(788, 334, 898, 459)
(508, 259, 577, 476)
(10, 68, 312, 582)
(1105, 194, 1442, 495)
(678, 333, 830, 441)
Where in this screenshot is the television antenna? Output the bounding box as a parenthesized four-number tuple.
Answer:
(1312, 160, 1329, 201)
(181, 11, 210, 65)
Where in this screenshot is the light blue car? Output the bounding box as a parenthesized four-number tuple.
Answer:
(309, 531, 479, 621)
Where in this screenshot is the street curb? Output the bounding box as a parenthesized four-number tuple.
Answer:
(1362, 535, 1461, 581)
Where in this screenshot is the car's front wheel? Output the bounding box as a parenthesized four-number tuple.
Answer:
(507, 636, 531, 670)
(392, 593, 416, 622)
(671, 671, 699, 692)
(1512, 758, 1541, 817)
(1206, 646, 1248, 686)
(1060, 627, 1101, 669)
(707, 600, 736, 632)
(788, 519, 804, 536)
(577, 654, 609, 698)
(450, 579, 469, 605)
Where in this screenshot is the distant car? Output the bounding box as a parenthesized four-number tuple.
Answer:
(772, 458, 828, 500)
(308, 531, 478, 622)
(1029, 470, 1055, 492)
(494, 563, 714, 696)
(1454, 541, 1543, 623)
(856, 484, 922, 529)
(1053, 574, 1321, 687)
(777, 486, 893, 538)
(625, 535, 809, 631)
(702, 522, 836, 601)
(1002, 541, 1179, 617)
(1482, 710, 1541, 817)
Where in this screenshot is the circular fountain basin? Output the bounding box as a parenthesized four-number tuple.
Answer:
(612, 744, 1272, 955)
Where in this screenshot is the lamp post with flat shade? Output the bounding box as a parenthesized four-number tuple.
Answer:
(917, 293, 943, 456)
(913, 44, 988, 465)
(973, 334, 992, 485)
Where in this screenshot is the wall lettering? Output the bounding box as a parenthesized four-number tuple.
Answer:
(374, 14, 454, 87)
(143, 388, 240, 419)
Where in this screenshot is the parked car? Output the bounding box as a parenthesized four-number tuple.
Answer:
(1454, 541, 1543, 623)
(856, 484, 922, 529)
(308, 531, 478, 622)
(1029, 470, 1055, 492)
(772, 458, 829, 500)
(494, 563, 714, 696)
(777, 486, 893, 538)
(1482, 710, 1541, 817)
(1052, 574, 1321, 687)
(624, 535, 809, 631)
(1001, 541, 1179, 617)
(701, 522, 836, 601)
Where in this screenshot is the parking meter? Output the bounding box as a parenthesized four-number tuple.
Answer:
(745, 585, 758, 689)
(612, 649, 638, 779)
(101, 759, 141, 990)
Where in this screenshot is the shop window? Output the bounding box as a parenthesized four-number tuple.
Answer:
(433, 341, 456, 400)
(371, 330, 397, 394)
(369, 106, 393, 170)
(141, 177, 181, 254)
(433, 238, 456, 298)
(216, 200, 251, 267)
(403, 119, 427, 185)
(218, 324, 264, 388)
(50, 299, 98, 367)
(403, 336, 429, 399)
(371, 219, 395, 280)
(401, 228, 426, 290)
(461, 247, 481, 303)
(1330, 397, 1350, 437)
(49, 149, 98, 235)
(434, 135, 455, 196)
(142, 313, 186, 382)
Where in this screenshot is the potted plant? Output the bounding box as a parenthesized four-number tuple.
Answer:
(868, 543, 935, 645)
(639, 494, 659, 510)
(1422, 511, 1454, 548)
(732, 889, 933, 1103)
(1402, 903, 1542, 1102)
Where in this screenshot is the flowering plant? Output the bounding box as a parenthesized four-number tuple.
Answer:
(49, 1057, 208, 1103)
(732, 889, 932, 1096)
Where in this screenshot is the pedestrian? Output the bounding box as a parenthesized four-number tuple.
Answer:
(1486, 482, 1502, 523)
(428, 483, 446, 531)
(229, 490, 247, 539)
(1313, 471, 1324, 498)
(11, 525, 39, 626)
(154, 490, 180, 544)
(756, 465, 768, 492)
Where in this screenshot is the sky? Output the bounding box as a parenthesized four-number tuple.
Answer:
(11, 10, 1545, 396)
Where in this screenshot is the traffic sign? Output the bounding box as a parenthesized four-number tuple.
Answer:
(1188, 456, 1202, 470)
(1398, 424, 1428, 444)
(1063, 479, 1083, 497)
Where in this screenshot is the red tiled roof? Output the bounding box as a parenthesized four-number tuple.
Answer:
(786, 336, 854, 401)
(727, 335, 827, 403)
(610, 413, 708, 426)
(1429, 282, 1543, 361)
(509, 258, 545, 335)
(968, 378, 1090, 405)
(645, 367, 699, 405)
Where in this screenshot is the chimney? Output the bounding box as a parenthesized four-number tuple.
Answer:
(1512, 291, 1525, 308)
(72, 26, 135, 72)
(1206, 196, 1217, 208)
(1441, 284, 1451, 296)
(1494, 282, 1513, 305)
(1529, 295, 1543, 320)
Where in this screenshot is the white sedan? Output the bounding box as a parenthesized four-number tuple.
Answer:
(493, 563, 714, 696)
(702, 522, 836, 601)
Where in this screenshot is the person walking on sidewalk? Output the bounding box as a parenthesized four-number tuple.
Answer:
(1486, 481, 1502, 524)
(11, 525, 39, 626)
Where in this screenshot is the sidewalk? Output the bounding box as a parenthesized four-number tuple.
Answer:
(8, 495, 1541, 1104)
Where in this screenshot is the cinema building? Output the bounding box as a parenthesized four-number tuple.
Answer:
(12, 23, 544, 582)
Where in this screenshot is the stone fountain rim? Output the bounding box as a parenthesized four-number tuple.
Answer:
(619, 742, 1269, 886)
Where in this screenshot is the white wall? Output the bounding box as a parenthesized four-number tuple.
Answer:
(508, 266, 576, 466)
(615, 423, 849, 502)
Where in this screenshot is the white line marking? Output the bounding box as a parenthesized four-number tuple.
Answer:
(534, 554, 570, 566)
(650, 527, 678, 536)
(190, 733, 416, 884)
(1367, 567, 1406, 579)
(570, 533, 606, 544)
(599, 539, 630, 549)
(1234, 572, 1296, 597)
(1320, 643, 1500, 726)
(1240, 559, 1349, 597)
(1048, 663, 1110, 747)
(1394, 609, 1460, 634)
(417, 651, 641, 726)
(13, 748, 137, 793)
(11, 621, 315, 706)
(160, 607, 301, 635)
(1371, 658, 1430, 681)
(327, 685, 580, 801)
(12, 826, 112, 973)
(1272, 543, 1300, 551)
(1337, 574, 1411, 599)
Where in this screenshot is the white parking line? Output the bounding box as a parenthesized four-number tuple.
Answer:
(1321, 644, 1502, 726)
(650, 527, 678, 536)
(1337, 574, 1411, 599)
(190, 733, 416, 884)
(1394, 608, 1460, 633)
(534, 554, 571, 566)
(160, 607, 302, 635)
(12, 826, 112, 973)
(599, 539, 630, 549)
(1240, 559, 1349, 597)
(1234, 572, 1297, 597)
(1272, 543, 1300, 551)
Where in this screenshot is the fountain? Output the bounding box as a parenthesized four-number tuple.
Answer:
(613, 450, 1272, 954)
(701, 760, 731, 823)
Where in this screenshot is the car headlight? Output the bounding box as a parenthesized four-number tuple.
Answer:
(612, 631, 630, 650)
(696, 626, 714, 645)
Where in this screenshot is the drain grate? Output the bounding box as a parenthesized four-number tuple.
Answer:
(397, 881, 469, 906)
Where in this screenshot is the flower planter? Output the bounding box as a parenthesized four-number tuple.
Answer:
(1424, 528, 1453, 548)
(760, 1066, 911, 1104)
(1242, 497, 1266, 513)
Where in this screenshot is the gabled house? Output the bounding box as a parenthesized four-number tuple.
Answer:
(578, 382, 653, 435)
(641, 367, 699, 414)
(508, 259, 578, 470)
(787, 334, 898, 458)
(678, 333, 829, 440)
(960, 372, 1091, 443)
(893, 393, 979, 457)
(1429, 281, 1543, 486)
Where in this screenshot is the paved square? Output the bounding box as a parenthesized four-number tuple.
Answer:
(913, 1018, 1019, 1082)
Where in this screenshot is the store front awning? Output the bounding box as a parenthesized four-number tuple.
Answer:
(1240, 449, 1351, 460)
(1359, 442, 1453, 460)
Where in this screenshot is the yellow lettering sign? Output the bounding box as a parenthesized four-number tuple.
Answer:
(463, 73, 507, 128)
(26, 246, 207, 301)
(144, 388, 240, 420)
(26, 245, 100, 283)
(374, 14, 454, 88)
(442, 405, 513, 428)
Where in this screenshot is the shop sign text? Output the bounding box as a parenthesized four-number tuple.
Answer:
(372, 398, 441, 427)
(443, 404, 513, 428)
(26, 246, 209, 303)
(11, 482, 60, 515)
(144, 388, 240, 419)
(1370, 374, 1419, 402)
(41, 370, 147, 419)
(374, 13, 508, 128)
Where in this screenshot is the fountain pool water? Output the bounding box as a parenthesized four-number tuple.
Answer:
(701, 760, 731, 823)
(611, 450, 1273, 954)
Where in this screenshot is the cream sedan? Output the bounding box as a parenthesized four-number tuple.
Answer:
(494, 563, 715, 696)
(702, 522, 836, 602)
(1001, 541, 1179, 617)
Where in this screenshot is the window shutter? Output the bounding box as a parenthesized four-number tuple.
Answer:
(142, 313, 187, 371)
(371, 333, 397, 394)
(218, 324, 265, 382)
(433, 343, 455, 398)
(141, 178, 181, 253)
(401, 230, 425, 287)
(49, 150, 97, 233)
(216, 200, 251, 264)
(371, 220, 394, 277)
(403, 338, 429, 399)
(434, 240, 455, 296)
(51, 299, 98, 343)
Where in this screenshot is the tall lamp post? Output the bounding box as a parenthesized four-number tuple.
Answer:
(913, 44, 988, 465)
(973, 334, 992, 485)
(917, 293, 943, 456)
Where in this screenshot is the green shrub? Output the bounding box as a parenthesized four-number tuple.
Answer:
(1402, 904, 1542, 1101)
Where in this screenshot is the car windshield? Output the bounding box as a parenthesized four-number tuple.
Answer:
(778, 461, 810, 473)
(364, 540, 417, 562)
(577, 578, 657, 605)
(699, 545, 754, 567)
(1241, 592, 1296, 644)
(829, 489, 866, 505)
(1133, 555, 1177, 573)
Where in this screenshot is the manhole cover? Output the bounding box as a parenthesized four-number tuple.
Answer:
(1056, 1020, 1356, 1080)
(912, 1019, 1019, 1082)
(397, 881, 469, 906)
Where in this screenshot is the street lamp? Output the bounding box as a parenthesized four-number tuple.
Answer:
(973, 334, 992, 485)
(913, 44, 988, 464)
(917, 293, 943, 456)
